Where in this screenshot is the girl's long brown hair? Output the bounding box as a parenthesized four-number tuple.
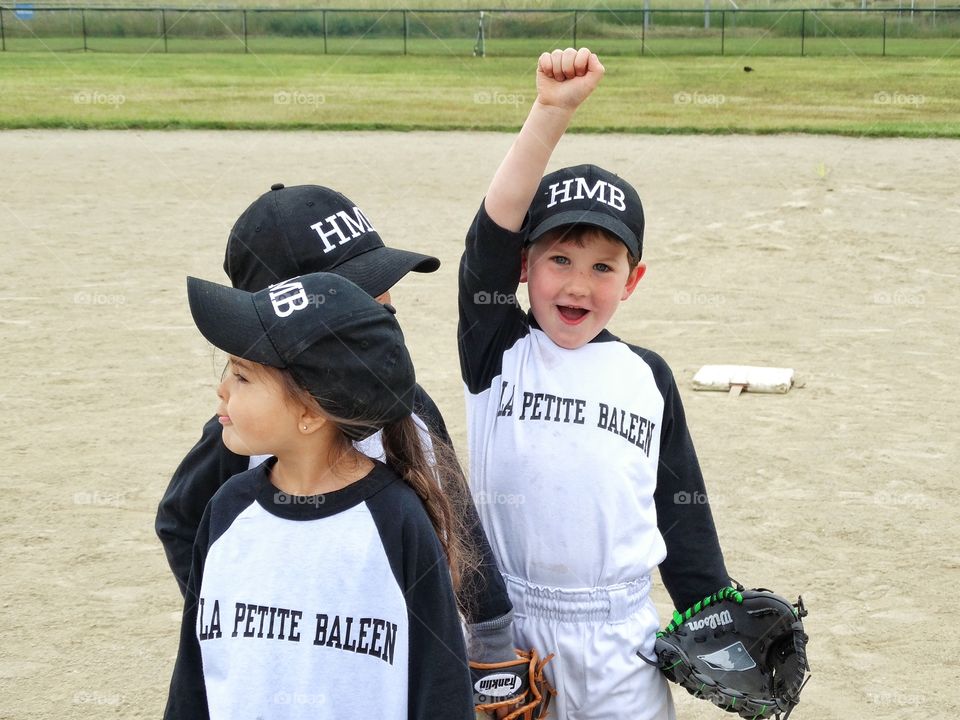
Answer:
(275, 368, 479, 613)
(379, 415, 480, 608)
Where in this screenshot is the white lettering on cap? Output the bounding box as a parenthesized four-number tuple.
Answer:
(546, 178, 574, 208)
(606, 185, 626, 211)
(309, 206, 376, 254)
(268, 279, 309, 318)
(545, 178, 626, 212)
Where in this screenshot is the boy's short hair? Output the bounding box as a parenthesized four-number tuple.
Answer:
(224, 183, 440, 296)
(535, 224, 641, 272)
(526, 164, 644, 261)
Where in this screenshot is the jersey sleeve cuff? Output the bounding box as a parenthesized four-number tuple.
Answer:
(466, 609, 517, 664)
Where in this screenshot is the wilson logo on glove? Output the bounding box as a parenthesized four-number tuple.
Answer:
(685, 609, 733, 632)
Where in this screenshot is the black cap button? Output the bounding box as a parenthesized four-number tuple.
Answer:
(270, 183, 284, 191)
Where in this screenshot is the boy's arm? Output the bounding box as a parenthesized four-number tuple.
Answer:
(155, 415, 249, 595)
(484, 47, 605, 232)
(653, 370, 731, 612)
(163, 509, 212, 719)
(458, 48, 605, 391)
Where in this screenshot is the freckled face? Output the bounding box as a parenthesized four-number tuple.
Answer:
(521, 233, 644, 350)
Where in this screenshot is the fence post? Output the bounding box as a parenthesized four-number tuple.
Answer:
(242, 10, 247, 53)
(882, 12, 886, 56)
(721, 10, 725, 55)
(1, 7, 5, 52)
(642, 8, 646, 55)
(474, 10, 485, 57)
(81, 8, 87, 52)
(403, 10, 407, 56)
(573, 10, 577, 48)
(322, 10, 327, 54)
(161, 9, 168, 53)
(800, 9, 805, 56)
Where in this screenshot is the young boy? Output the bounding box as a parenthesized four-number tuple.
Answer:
(157, 183, 515, 668)
(458, 49, 730, 719)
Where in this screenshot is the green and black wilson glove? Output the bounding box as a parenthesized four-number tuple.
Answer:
(646, 586, 810, 719)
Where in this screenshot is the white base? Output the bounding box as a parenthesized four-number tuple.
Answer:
(692, 365, 795, 394)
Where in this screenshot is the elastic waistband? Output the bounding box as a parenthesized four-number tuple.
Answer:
(503, 574, 651, 623)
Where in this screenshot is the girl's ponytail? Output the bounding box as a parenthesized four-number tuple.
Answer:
(380, 416, 479, 611)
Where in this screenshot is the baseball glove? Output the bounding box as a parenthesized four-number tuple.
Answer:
(471, 648, 556, 720)
(647, 586, 809, 720)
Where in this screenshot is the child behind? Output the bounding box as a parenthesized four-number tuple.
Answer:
(154, 183, 516, 672)
(165, 272, 474, 719)
(458, 49, 729, 719)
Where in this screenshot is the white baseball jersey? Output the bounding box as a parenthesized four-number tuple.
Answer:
(458, 202, 728, 613)
(163, 459, 473, 720)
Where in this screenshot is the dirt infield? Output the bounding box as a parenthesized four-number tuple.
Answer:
(1, 130, 957, 719)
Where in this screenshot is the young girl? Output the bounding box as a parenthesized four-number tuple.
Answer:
(164, 271, 476, 719)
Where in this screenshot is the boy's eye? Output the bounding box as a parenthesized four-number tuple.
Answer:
(551, 255, 570, 265)
(594, 263, 611, 272)
(233, 372, 248, 384)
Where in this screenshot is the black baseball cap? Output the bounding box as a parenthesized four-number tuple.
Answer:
(187, 272, 416, 440)
(224, 183, 441, 296)
(527, 164, 645, 260)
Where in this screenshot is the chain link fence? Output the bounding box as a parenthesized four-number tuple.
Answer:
(1, 5, 958, 56)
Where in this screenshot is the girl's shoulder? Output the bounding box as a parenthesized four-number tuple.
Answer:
(366, 462, 429, 516)
(365, 462, 440, 539)
(211, 459, 271, 504)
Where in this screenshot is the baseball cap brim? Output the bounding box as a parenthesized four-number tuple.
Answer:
(333, 246, 440, 299)
(529, 210, 640, 258)
(187, 276, 285, 368)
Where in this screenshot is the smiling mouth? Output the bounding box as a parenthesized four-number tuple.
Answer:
(557, 305, 589, 323)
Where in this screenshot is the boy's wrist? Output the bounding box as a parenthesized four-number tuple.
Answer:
(531, 97, 579, 120)
(467, 611, 517, 664)
(519, 99, 578, 151)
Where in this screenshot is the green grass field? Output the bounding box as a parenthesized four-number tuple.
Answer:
(1, 51, 957, 136)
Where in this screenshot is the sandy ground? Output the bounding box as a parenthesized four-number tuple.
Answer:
(0, 129, 958, 719)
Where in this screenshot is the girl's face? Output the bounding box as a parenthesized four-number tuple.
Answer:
(216, 357, 303, 457)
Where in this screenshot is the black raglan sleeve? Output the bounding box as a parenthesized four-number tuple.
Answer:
(411, 384, 452, 445)
(163, 507, 212, 720)
(411, 385, 513, 634)
(458, 201, 530, 395)
(405, 516, 475, 720)
(368, 483, 474, 720)
(156, 415, 249, 595)
(649, 357, 731, 612)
